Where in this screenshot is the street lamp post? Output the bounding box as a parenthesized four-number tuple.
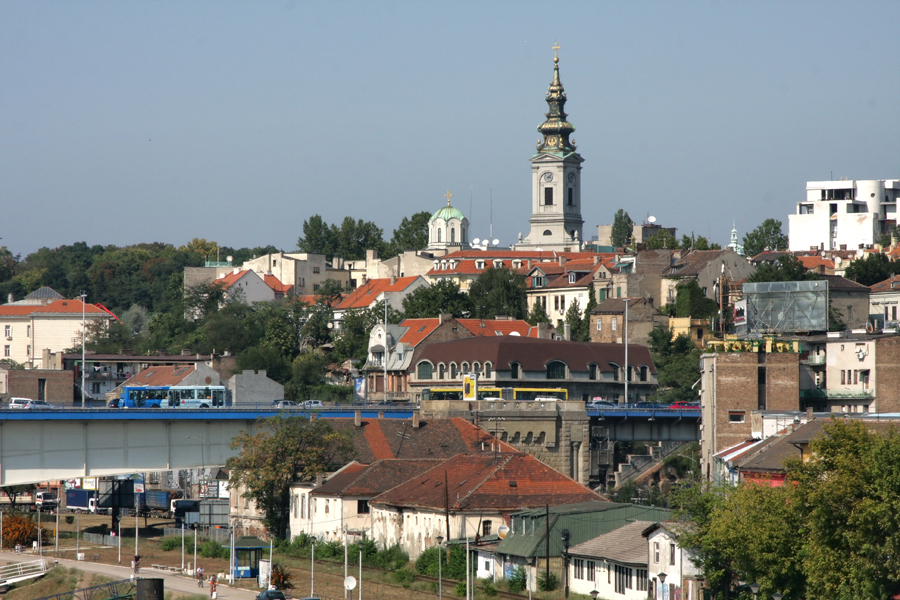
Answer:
(658, 572, 667, 600)
(750, 582, 760, 600)
(358, 541, 365, 600)
(771, 594, 783, 600)
(436, 535, 444, 600)
(310, 538, 316, 597)
(561, 529, 571, 599)
(80, 292, 86, 408)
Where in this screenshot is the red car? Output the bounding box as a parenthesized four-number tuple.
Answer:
(668, 401, 700, 410)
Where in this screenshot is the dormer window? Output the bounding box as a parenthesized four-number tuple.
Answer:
(568, 273, 577, 284)
(512, 260, 522, 269)
(533, 276, 545, 288)
(493, 260, 503, 268)
(476, 260, 485, 270)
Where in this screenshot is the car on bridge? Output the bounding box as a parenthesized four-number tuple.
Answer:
(585, 399, 616, 410)
(272, 400, 300, 409)
(668, 401, 700, 410)
(8, 398, 61, 410)
(302, 400, 325, 409)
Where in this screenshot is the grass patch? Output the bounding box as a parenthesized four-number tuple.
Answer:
(4, 566, 79, 600)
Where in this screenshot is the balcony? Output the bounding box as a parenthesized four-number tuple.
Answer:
(806, 354, 826, 366)
(800, 388, 872, 400)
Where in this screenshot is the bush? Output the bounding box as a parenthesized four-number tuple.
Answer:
(537, 570, 558, 592)
(392, 567, 417, 587)
(270, 563, 295, 591)
(160, 536, 181, 551)
(0, 512, 42, 549)
(481, 577, 498, 597)
(65, 515, 75, 525)
(507, 566, 527, 594)
(455, 580, 468, 597)
(200, 539, 227, 559)
(369, 543, 408, 571)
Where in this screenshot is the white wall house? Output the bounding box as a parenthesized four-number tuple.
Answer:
(788, 179, 900, 252)
(644, 522, 703, 600)
(567, 521, 653, 600)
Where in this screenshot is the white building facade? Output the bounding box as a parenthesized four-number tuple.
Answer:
(788, 179, 900, 252)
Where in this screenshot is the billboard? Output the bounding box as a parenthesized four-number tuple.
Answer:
(739, 280, 828, 334)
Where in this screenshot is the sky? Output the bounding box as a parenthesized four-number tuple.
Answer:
(3, 1, 899, 258)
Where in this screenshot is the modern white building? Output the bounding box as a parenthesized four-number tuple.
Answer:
(788, 179, 900, 252)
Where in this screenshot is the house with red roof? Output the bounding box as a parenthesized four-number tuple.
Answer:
(0, 295, 115, 369)
(368, 451, 604, 559)
(332, 276, 429, 329)
(364, 315, 549, 401)
(869, 274, 900, 325)
(524, 254, 616, 330)
(213, 269, 276, 303)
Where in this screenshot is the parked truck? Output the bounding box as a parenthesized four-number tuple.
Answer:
(65, 489, 106, 514)
(34, 490, 58, 512)
(138, 489, 180, 518)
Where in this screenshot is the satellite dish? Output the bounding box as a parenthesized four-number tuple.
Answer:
(536, 247, 543, 252)
(226, 255, 233, 262)
(835, 256, 842, 266)
(648, 216, 657, 223)
(472, 238, 481, 246)
(510, 332, 521, 336)
(344, 576, 358, 591)
(821, 251, 826, 258)
(492, 239, 500, 246)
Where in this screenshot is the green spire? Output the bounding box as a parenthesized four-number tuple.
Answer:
(536, 43, 576, 156)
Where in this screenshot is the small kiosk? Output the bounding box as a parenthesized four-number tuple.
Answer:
(231, 536, 269, 579)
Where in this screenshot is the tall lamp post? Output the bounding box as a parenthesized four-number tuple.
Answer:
(749, 582, 760, 600)
(561, 529, 571, 599)
(80, 292, 86, 408)
(658, 572, 667, 600)
(436, 535, 444, 600)
(310, 537, 316, 597)
(358, 540, 365, 600)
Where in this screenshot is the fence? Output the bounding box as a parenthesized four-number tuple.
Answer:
(81, 533, 120, 547)
(162, 527, 231, 544)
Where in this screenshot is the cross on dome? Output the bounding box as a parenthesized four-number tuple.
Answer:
(444, 190, 453, 206)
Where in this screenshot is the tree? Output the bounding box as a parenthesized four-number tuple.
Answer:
(401, 280, 472, 318)
(286, 350, 329, 400)
(565, 299, 588, 341)
(742, 219, 788, 258)
(674, 280, 719, 319)
(333, 217, 387, 260)
(647, 326, 702, 404)
(611, 209, 634, 248)
(178, 238, 219, 260)
(526, 300, 550, 325)
(467, 267, 527, 320)
(0, 485, 35, 512)
(679, 235, 721, 251)
(388, 211, 432, 257)
(843, 252, 900, 287)
(748, 254, 818, 283)
(297, 215, 336, 258)
(333, 300, 402, 363)
(645, 229, 678, 249)
(227, 416, 354, 538)
(0, 246, 19, 283)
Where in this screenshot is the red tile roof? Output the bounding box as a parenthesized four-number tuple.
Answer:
(312, 459, 446, 497)
(870, 275, 900, 292)
(457, 319, 539, 338)
(325, 417, 516, 463)
(263, 274, 293, 294)
(0, 299, 111, 317)
(370, 452, 604, 511)
(122, 364, 197, 387)
(335, 277, 422, 311)
(396, 319, 444, 346)
(798, 256, 835, 270)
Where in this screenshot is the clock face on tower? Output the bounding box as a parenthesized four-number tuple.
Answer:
(543, 172, 553, 182)
(568, 173, 575, 183)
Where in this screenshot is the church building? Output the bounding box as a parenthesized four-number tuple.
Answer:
(516, 46, 585, 252)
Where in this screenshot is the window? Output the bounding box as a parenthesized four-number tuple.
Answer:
(437, 229, 442, 242)
(615, 565, 633, 594)
(573, 558, 585, 580)
(484, 363, 492, 378)
(451, 363, 458, 378)
(439, 364, 446, 379)
(461, 362, 469, 374)
(301, 495, 306, 519)
(91, 383, 101, 394)
(417, 362, 433, 379)
(841, 370, 846, 385)
(38, 379, 46, 401)
(26, 345, 31, 356)
(3, 325, 9, 337)
(669, 542, 676, 565)
(533, 276, 545, 288)
(616, 286, 621, 298)
(482, 520, 492, 536)
(325, 500, 330, 515)
(636, 569, 648, 592)
(612, 317, 617, 331)
(313, 266, 321, 273)
(568, 188, 574, 206)
(640, 366, 648, 381)
(596, 318, 602, 331)
(587, 560, 595, 582)
(729, 411, 746, 423)
(544, 188, 553, 205)
(554, 296, 560, 311)
(26, 325, 31, 336)
(560, 295, 566, 310)
(511, 362, 520, 378)
(313, 284, 319, 292)
(654, 542, 659, 563)
(547, 361, 567, 379)
(3, 345, 9, 357)
(357, 500, 370, 514)
(589, 364, 598, 380)
(568, 273, 576, 284)
(544, 230, 552, 236)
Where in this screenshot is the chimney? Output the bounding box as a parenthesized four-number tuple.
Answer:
(559, 256, 567, 266)
(367, 249, 378, 262)
(6, 293, 11, 303)
(527, 260, 533, 269)
(315, 474, 324, 488)
(593, 255, 599, 265)
(564, 323, 571, 341)
(806, 406, 814, 422)
(362, 274, 368, 284)
(354, 410, 362, 427)
(439, 313, 451, 324)
(412, 412, 420, 428)
(233, 267, 240, 275)
(390, 275, 397, 285)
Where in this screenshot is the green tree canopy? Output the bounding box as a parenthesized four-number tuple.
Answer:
(388, 211, 432, 257)
(645, 229, 678, 249)
(611, 209, 634, 248)
(748, 254, 819, 283)
(674, 280, 719, 319)
(526, 300, 550, 325)
(843, 252, 900, 287)
(742, 218, 788, 257)
(647, 326, 702, 404)
(296, 215, 336, 258)
(679, 235, 721, 251)
(332, 300, 402, 363)
(227, 416, 354, 538)
(467, 267, 527, 320)
(401, 280, 472, 319)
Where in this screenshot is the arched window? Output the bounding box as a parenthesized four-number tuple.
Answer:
(484, 362, 492, 378)
(473, 362, 480, 375)
(543, 230, 553, 236)
(510, 362, 520, 379)
(325, 500, 330, 515)
(451, 228, 456, 243)
(547, 360, 567, 379)
(439, 363, 446, 379)
(609, 363, 620, 381)
(437, 229, 442, 242)
(461, 362, 469, 374)
(417, 362, 433, 379)
(451, 363, 458, 378)
(640, 365, 649, 381)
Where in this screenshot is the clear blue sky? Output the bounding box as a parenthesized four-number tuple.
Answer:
(3, 1, 899, 257)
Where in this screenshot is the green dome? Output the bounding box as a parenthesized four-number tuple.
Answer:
(431, 205, 466, 223)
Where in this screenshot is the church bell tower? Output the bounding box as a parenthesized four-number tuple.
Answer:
(518, 44, 585, 251)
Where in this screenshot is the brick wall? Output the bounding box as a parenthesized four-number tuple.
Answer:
(4, 369, 73, 405)
(764, 353, 801, 410)
(876, 336, 900, 412)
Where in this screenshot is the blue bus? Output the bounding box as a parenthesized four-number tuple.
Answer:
(117, 385, 228, 409)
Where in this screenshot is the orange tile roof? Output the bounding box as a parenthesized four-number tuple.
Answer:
(457, 319, 538, 338)
(798, 256, 835, 270)
(123, 364, 197, 387)
(869, 275, 900, 292)
(335, 276, 421, 311)
(396, 318, 443, 346)
(215, 270, 251, 289)
(263, 274, 293, 294)
(0, 299, 110, 317)
(370, 452, 604, 511)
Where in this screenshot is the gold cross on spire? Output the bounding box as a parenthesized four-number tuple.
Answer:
(552, 41, 560, 62)
(444, 190, 453, 206)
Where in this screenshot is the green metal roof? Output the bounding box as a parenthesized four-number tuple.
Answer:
(431, 205, 466, 223)
(496, 501, 672, 559)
